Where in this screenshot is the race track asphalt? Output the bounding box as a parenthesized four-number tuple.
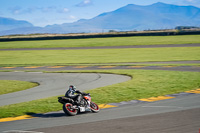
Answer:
(0, 44, 200, 133)
(33, 107, 200, 133)
(1, 66, 199, 133)
(1, 64, 200, 72)
(0, 72, 131, 106)
(1, 93, 200, 133)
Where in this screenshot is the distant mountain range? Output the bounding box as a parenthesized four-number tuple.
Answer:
(0, 2, 200, 36)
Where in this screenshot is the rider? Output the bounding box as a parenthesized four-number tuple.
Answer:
(65, 85, 91, 109)
(65, 85, 82, 106)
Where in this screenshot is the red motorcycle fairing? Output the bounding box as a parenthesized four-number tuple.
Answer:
(83, 95, 91, 102)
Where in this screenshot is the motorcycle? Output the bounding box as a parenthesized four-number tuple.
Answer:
(58, 92, 100, 116)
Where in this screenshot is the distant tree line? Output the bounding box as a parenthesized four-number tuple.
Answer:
(1, 28, 200, 42)
(175, 26, 200, 30)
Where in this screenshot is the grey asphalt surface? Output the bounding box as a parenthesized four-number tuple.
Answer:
(0, 69, 200, 133)
(0, 72, 131, 106)
(1, 93, 200, 133)
(0, 43, 200, 133)
(34, 107, 200, 133)
(1, 61, 200, 72)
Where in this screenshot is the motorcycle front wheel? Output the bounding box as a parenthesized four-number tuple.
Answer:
(63, 103, 78, 116)
(90, 102, 100, 113)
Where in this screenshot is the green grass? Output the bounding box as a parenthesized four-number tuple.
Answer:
(0, 80, 38, 95)
(0, 47, 200, 66)
(0, 35, 200, 118)
(86, 70, 200, 104)
(0, 35, 200, 49)
(0, 70, 200, 118)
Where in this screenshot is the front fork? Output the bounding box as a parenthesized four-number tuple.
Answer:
(87, 100, 91, 108)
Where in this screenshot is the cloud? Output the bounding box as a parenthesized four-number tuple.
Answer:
(76, 0, 93, 7)
(69, 15, 76, 19)
(182, 0, 200, 7)
(183, 0, 199, 4)
(57, 8, 70, 13)
(63, 8, 70, 13)
(9, 6, 22, 15)
(185, 0, 194, 2)
(8, 6, 70, 15)
(170, 0, 200, 8)
(39, 6, 57, 13)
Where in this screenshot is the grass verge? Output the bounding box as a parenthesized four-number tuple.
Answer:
(0, 70, 200, 118)
(0, 35, 200, 49)
(0, 80, 38, 95)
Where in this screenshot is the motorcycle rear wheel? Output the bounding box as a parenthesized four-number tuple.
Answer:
(63, 103, 78, 116)
(90, 102, 100, 113)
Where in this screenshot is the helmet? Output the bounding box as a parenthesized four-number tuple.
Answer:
(69, 85, 76, 90)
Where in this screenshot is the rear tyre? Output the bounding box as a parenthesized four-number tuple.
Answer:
(90, 102, 100, 113)
(63, 103, 78, 116)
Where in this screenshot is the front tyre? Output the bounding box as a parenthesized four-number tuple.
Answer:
(90, 102, 100, 113)
(63, 103, 78, 116)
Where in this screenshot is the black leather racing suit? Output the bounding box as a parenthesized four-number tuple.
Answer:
(65, 87, 82, 105)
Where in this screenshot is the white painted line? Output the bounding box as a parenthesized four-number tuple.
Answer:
(142, 106, 184, 109)
(27, 72, 43, 73)
(3, 130, 44, 133)
(14, 71, 26, 73)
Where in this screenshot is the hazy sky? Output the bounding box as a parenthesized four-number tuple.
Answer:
(0, 0, 199, 27)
